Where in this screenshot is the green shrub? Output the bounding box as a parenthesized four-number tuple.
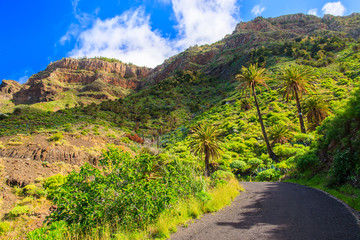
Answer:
(230, 160, 247, 172)
(49, 133, 64, 142)
(247, 158, 263, 168)
(256, 169, 281, 181)
(9, 205, 30, 218)
(47, 147, 203, 230)
(19, 196, 34, 205)
(295, 150, 320, 173)
(330, 149, 358, 185)
(0, 222, 10, 236)
(23, 184, 37, 195)
(27, 220, 68, 240)
(211, 170, 234, 182)
(43, 174, 66, 199)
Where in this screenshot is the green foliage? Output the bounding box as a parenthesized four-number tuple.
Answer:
(255, 169, 281, 181)
(330, 149, 358, 185)
(189, 123, 222, 177)
(0, 222, 10, 236)
(27, 221, 68, 240)
(43, 174, 66, 199)
(48, 132, 64, 142)
(229, 160, 247, 172)
(295, 150, 320, 173)
(47, 147, 203, 230)
(211, 170, 234, 182)
(9, 205, 30, 218)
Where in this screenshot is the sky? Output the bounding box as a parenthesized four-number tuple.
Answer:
(0, 0, 359, 84)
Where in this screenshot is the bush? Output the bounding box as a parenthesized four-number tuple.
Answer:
(43, 174, 66, 199)
(230, 160, 247, 172)
(9, 205, 30, 218)
(49, 133, 64, 142)
(255, 169, 281, 181)
(211, 170, 234, 182)
(330, 149, 357, 185)
(247, 158, 263, 168)
(47, 147, 203, 230)
(0, 222, 10, 236)
(295, 150, 320, 173)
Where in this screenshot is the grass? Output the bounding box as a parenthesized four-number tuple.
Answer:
(285, 174, 360, 211)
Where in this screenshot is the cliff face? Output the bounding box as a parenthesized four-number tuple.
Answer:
(11, 58, 152, 105)
(0, 80, 22, 100)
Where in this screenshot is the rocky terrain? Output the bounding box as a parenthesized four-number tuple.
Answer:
(2, 58, 151, 106)
(0, 80, 22, 100)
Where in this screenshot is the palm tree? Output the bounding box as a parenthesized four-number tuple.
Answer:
(188, 123, 222, 177)
(268, 124, 291, 147)
(277, 64, 315, 134)
(235, 64, 278, 161)
(303, 95, 331, 131)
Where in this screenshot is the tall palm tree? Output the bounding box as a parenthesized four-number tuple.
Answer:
(277, 64, 315, 134)
(188, 123, 222, 177)
(303, 95, 331, 131)
(235, 64, 278, 162)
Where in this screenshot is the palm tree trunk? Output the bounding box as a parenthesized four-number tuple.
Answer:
(252, 86, 278, 162)
(294, 90, 306, 134)
(204, 147, 210, 177)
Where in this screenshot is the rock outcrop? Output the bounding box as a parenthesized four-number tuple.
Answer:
(11, 58, 152, 105)
(0, 146, 98, 165)
(0, 80, 22, 100)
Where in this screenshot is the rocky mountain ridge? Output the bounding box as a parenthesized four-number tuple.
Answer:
(3, 58, 151, 106)
(2, 13, 360, 107)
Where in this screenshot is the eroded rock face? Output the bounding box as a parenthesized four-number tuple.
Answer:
(12, 58, 152, 105)
(0, 80, 22, 100)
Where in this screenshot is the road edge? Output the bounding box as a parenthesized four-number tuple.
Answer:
(285, 182, 360, 227)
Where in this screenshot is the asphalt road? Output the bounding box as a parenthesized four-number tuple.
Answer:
(170, 182, 360, 240)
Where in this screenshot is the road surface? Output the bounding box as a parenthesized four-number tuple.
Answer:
(170, 182, 360, 240)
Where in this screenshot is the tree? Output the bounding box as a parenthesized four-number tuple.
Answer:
(268, 124, 291, 147)
(235, 64, 278, 161)
(277, 64, 315, 134)
(303, 95, 331, 131)
(188, 123, 222, 177)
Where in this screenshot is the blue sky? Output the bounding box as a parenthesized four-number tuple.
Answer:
(0, 0, 359, 84)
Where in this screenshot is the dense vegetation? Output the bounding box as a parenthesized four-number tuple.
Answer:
(1, 31, 360, 238)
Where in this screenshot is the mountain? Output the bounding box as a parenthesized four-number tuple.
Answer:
(2, 13, 360, 110)
(1, 57, 151, 110)
(148, 13, 360, 83)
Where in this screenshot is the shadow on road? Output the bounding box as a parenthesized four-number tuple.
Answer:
(215, 182, 360, 240)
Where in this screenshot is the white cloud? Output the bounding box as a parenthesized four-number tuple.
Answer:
(63, 0, 240, 68)
(60, 0, 95, 45)
(18, 76, 29, 84)
(251, 4, 265, 16)
(171, 0, 239, 49)
(322, 1, 346, 16)
(308, 8, 318, 16)
(69, 8, 176, 68)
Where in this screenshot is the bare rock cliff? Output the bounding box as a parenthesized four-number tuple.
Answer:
(12, 58, 152, 105)
(0, 80, 22, 100)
